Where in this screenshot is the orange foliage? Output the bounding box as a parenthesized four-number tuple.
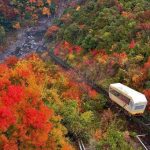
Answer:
(60, 14, 71, 23)
(144, 57, 150, 70)
(29, 0, 36, 3)
(0, 54, 74, 149)
(37, 0, 44, 7)
(47, 0, 51, 5)
(42, 7, 50, 16)
(62, 81, 82, 106)
(122, 11, 134, 19)
(13, 22, 21, 29)
(112, 52, 128, 65)
(63, 41, 83, 54)
(45, 25, 59, 38)
(5, 56, 18, 66)
(93, 129, 103, 141)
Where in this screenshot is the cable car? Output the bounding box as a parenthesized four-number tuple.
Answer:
(109, 83, 147, 115)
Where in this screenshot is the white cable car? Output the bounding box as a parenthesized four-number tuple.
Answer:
(109, 83, 147, 115)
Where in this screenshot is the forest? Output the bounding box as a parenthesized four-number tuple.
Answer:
(0, 0, 150, 149)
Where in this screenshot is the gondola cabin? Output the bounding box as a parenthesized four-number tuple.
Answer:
(109, 83, 147, 115)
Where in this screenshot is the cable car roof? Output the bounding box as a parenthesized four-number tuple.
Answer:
(110, 83, 147, 103)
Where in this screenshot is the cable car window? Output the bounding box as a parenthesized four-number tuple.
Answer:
(135, 105, 145, 110)
(110, 88, 130, 105)
(119, 94, 130, 105)
(110, 88, 120, 97)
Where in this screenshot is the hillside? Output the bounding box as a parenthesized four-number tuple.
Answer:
(0, 0, 150, 149)
(47, 0, 150, 111)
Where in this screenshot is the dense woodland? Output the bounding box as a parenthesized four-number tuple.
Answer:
(0, 0, 150, 149)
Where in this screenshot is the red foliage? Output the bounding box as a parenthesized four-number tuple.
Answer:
(75, 46, 83, 53)
(0, 107, 16, 131)
(3, 140, 18, 150)
(143, 89, 150, 110)
(0, 0, 17, 19)
(24, 107, 53, 129)
(91, 50, 100, 57)
(137, 23, 150, 30)
(64, 81, 82, 103)
(129, 39, 136, 49)
(114, 0, 123, 13)
(91, 49, 106, 57)
(0, 78, 10, 90)
(25, 6, 33, 12)
(63, 41, 83, 54)
(144, 57, 150, 69)
(5, 56, 18, 67)
(0, 64, 8, 74)
(0, 54, 74, 149)
(64, 41, 71, 49)
(112, 52, 127, 65)
(142, 57, 150, 78)
(84, 60, 93, 65)
(1, 85, 24, 106)
(45, 25, 59, 38)
(88, 88, 98, 99)
(121, 11, 134, 19)
(0, 65, 10, 90)
(24, 108, 46, 128)
(54, 47, 60, 55)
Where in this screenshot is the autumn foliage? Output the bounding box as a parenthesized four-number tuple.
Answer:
(144, 90, 150, 110)
(0, 53, 101, 149)
(0, 54, 74, 149)
(45, 25, 60, 38)
(0, 0, 58, 31)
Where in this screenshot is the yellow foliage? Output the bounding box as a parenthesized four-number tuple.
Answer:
(49, 89, 62, 106)
(68, 54, 75, 60)
(76, 6, 80, 11)
(61, 143, 75, 150)
(132, 74, 139, 82)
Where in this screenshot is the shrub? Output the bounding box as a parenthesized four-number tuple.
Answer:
(96, 123, 134, 150)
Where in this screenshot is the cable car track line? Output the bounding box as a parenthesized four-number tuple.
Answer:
(78, 139, 86, 150)
(48, 51, 150, 148)
(49, 51, 109, 98)
(137, 135, 150, 150)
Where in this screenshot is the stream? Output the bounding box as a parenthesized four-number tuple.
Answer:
(0, 0, 71, 62)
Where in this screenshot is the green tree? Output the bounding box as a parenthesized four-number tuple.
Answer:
(96, 123, 134, 150)
(61, 101, 95, 139)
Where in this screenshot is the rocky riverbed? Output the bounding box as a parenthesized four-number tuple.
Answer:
(0, 0, 70, 62)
